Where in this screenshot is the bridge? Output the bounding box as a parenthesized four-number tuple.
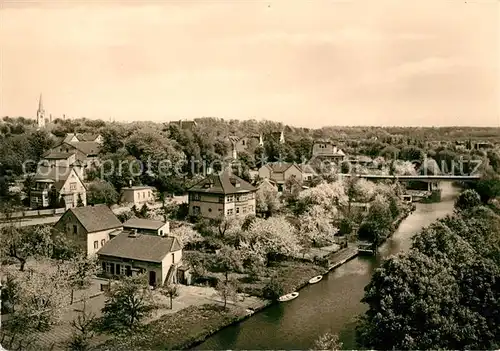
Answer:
(338, 174, 481, 181)
(338, 173, 481, 192)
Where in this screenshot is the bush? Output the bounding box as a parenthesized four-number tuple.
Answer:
(262, 277, 284, 300)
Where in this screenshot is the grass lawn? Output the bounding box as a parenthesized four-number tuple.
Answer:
(239, 260, 325, 297)
(94, 304, 243, 350)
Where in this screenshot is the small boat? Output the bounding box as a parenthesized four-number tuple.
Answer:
(278, 292, 299, 302)
(309, 275, 323, 284)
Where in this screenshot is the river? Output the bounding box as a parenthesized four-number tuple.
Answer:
(195, 183, 460, 350)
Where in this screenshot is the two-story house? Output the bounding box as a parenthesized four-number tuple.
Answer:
(187, 171, 257, 219)
(123, 218, 170, 236)
(311, 141, 346, 163)
(97, 231, 182, 286)
(258, 162, 311, 190)
(54, 204, 123, 256)
(30, 165, 87, 209)
(49, 140, 100, 167)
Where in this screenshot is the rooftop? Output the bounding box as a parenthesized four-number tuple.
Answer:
(188, 170, 256, 194)
(97, 232, 181, 263)
(121, 186, 154, 191)
(123, 218, 166, 230)
(63, 204, 122, 233)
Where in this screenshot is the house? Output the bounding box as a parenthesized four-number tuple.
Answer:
(228, 135, 261, 154)
(257, 178, 278, 192)
(297, 164, 316, 182)
(120, 186, 155, 205)
(41, 152, 76, 168)
(311, 141, 346, 163)
(30, 165, 87, 209)
(123, 218, 170, 236)
(54, 204, 123, 256)
(258, 162, 307, 190)
(187, 170, 257, 219)
(97, 231, 182, 287)
(49, 141, 100, 167)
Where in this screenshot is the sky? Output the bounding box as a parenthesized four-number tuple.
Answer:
(0, 0, 499, 128)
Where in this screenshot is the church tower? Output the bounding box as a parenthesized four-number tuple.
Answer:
(36, 93, 45, 128)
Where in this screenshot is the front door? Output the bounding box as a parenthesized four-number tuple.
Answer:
(149, 271, 156, 287)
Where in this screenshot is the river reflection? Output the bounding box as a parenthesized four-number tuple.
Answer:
(194, 183, 460, 350)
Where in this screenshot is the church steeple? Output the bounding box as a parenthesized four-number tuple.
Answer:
(36, 93, 45, 128)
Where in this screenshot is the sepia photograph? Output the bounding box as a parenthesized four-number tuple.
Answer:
(0, 0, 499, 350)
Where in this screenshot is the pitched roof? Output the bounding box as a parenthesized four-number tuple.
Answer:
(297, 164, 316, 174)
(65, 205, 122, 233)
(68, 141, 100, 155)
(43, 152, 74, 160)
(265, 162, 295, 173)
(76, 133, 100, 142)
(188, 171, 256, 194)
(34, 166, 76, 191)
(63, 133, 79, 143)
(97, 232, 181, 263)
(123, 218, 166, 231)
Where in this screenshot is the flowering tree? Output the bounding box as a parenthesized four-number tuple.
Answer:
(247, 216, 301, 263)
(170, 225, 204, 247)
(299, 205, 337, 246)
(296, 181, 348, 217)
(255, 184, 281, 217)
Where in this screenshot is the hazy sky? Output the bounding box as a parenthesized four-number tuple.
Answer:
(1, 0, 499, 128)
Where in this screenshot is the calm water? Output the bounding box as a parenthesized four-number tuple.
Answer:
(195, 183, 460, 350)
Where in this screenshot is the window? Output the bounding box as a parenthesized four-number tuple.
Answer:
(105, 263, 111, 273)
(227, 195, 233, 202)
(101, 239, 106, 247)
(160, 230, 163, 236)
(208, 208, 212, 213)
(193, 193, 201, 201)
(73, 225, 78, 234)
(236, 195, 241, 201)
(236, 207, 240, 214)
(227, 209, 233, 215)
(242, 140, 246, 146)
(120, 265, 127, 275)
(193, 206, 200, 215)
(126, 266, 132, 276)
(93, 241, 98, 249)
(218, 196, 224, 203)
(116, 264, 121, 274)
(101, 262, 106, 272)
(109, 263, 115, 275)
(171, 253, 175, 264)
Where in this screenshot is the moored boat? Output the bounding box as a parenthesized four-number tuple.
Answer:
(278, 292, 299, 302)
(309, 275, 323, 284)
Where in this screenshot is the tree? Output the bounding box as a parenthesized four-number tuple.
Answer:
(0, 225, 54, 271)
(170, 225, 203, 248)
(48, 185, 59, 209)
(159, 284, 179, 309)
(77, 193, 84, 207)
(87, 180, 119, 206)
(67, 299, 97, 351)
(139, 204, 149, 218)
(262, 275, 285, 300)
(357, 208, 500, 350)
(67, 255, 99, 304)
(215, 279, 238, 310)
(311, 332, 343, 351)
(455, 189, 481, 212)
(247, 216, 301, 263)
(215, 246, 244, 281)
(5, 266, 69, 332)
(255, 183, 281, 218)
(99, 274, 157, 335)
